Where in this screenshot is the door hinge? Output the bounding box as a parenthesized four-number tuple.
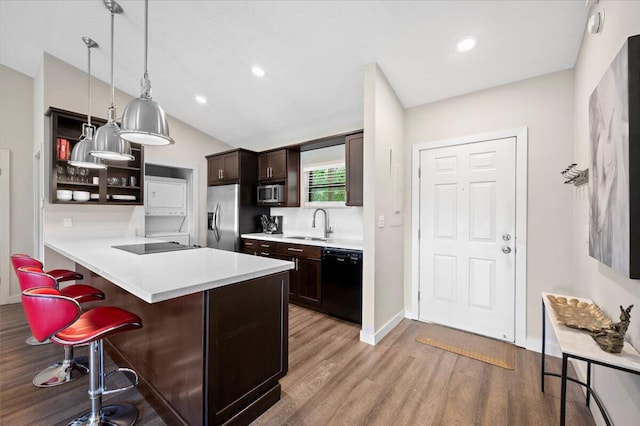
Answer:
(418, 167, 421, 178)
(418, 291, 420, 301)
(418, 229, 420, 240)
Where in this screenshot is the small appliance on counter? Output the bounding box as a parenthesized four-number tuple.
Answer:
(260, 215, 283, 234)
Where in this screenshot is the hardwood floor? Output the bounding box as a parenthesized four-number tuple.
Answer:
(0, 303, 594, 426)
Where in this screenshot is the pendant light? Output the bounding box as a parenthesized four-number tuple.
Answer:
(119, 0, 174, 146)
(68, 37, 106, 169)
(90, 0, 134, 161)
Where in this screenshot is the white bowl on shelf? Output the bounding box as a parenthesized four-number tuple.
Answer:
(72, 191, 90, 202)
(56, 190, 72, 201)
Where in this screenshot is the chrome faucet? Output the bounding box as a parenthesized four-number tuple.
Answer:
(312, 208, 333, 239)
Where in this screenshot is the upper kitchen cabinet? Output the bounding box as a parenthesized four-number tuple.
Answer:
(48, 107, 144, 205)
(207, 150, 240, 185)
(258, 148, 300, 207)
(345, 132, 363, 206)
(258, 149, 287, 180)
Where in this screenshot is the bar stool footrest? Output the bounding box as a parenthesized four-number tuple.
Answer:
(103, 368, 138, 396)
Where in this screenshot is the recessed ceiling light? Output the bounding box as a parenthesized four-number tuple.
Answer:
(457, 38, 476, 52)
(195, 95, 207, 104)
(252, 67, 265, 78)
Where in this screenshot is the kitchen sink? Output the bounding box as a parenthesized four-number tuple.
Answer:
(288, 236, 329, 242)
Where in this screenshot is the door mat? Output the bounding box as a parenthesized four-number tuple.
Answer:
(416, 324, 515, 370)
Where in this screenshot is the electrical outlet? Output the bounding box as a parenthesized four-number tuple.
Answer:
(63, 218, 73, 228)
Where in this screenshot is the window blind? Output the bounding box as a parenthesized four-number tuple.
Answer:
(305, 165, 346, 203)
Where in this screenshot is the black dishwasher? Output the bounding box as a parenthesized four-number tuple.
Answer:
(321, 248, 363, 325)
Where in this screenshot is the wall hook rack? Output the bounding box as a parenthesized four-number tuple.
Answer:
(561, 163, 589, 186)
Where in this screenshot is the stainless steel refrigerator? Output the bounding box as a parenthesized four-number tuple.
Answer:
(206, 184, 268, 251)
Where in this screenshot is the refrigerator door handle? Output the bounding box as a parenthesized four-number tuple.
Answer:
(213, 204, 221, 241)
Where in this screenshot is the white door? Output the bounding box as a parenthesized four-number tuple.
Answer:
(418, 137, 516, 341)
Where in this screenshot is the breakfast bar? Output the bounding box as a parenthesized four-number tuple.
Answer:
(45, 235, 294, 425)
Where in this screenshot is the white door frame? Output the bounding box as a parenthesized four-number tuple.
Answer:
(411, 127, 528, 347)
(0, 149, 12, 305)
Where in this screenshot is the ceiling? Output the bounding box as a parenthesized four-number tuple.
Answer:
(0, 1, 588, 151)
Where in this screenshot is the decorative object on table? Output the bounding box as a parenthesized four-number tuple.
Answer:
(561, 163, 589, 186)
(588, 34, 640, 278)
(545, 295, 612, 332)
(90, 0, 134, 162)
(591, 305, 634, 354)
(119, 0, 174, 146)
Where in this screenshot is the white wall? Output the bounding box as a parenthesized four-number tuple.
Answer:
(572, 1, 640, 424)
(0, 65, 34, 302)
(270, 145, 363, 240)
(39, 54, 230, 268)
(361, 63, 405, 344)
(404, 69, 575, 348)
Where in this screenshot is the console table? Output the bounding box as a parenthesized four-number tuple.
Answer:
(541, 292, 640, 425)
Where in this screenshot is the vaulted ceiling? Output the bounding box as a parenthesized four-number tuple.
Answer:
(0, 1, 588, 150)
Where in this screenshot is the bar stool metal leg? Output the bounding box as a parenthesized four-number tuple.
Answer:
(69, 340, 138, 426)
(32, 345, 89, 387)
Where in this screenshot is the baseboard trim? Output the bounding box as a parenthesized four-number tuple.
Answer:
(360, 310, 405, 346)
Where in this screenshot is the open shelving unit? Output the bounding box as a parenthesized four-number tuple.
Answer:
(48, 107, 144, 205)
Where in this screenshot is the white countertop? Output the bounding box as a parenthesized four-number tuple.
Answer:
(46, 235, 294, 304)
(241, 233, 363, 251)
(542, 292, 640, 373)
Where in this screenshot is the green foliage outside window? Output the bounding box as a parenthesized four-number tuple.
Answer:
(307, 166, 346, 203)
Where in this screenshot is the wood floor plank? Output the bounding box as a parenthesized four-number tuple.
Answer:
(1, 303, 596, 426)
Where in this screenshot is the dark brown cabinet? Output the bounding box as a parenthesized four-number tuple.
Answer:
(345, 132, 363, 206)
(48, 107, 144, 205)
(257, 148, 300, 207)
(276, 242, 322, 307)
(207, 151, 240, 185)
(258, 149, 287, 180)
(241, 238, 323, 308)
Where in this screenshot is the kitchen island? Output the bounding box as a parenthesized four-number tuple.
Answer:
(45, 235, 293, 426)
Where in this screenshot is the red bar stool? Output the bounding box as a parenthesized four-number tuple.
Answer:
(11, 253, 84, 282)
(11, 253, 84, 346)
(22, 286, 142, 425)
(16, 266, 105, 387)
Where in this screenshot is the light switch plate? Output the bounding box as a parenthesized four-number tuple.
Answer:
(63, 218, 73, 228)
(378, 215, 385, 228)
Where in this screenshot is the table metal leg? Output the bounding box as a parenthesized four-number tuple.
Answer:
(560, 354, 568, 426)
(541, 300, 546, 393)
(586, 361, 591, 407)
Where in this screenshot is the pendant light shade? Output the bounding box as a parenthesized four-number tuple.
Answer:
(91, 0, 134, 162)
(120, 0, 174, 146)
(69, 37, 107, 169)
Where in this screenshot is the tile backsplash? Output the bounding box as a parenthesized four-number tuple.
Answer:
(270, 206, 363, 241)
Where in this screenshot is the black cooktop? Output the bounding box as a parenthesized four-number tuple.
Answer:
(112, 242, 201, 255)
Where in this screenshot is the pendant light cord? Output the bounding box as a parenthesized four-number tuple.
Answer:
(87, 44, 92, 127)
(110, 9, 115, 111)
(144, 0, 148, 76)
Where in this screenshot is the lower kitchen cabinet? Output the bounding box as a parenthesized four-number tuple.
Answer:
(276, 242, 322, 307)
(242, 238, 322, 309)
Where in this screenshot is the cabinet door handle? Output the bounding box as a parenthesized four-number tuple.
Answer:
(294, 258, 299, 271)
(245, 242, 254, 246)
(260, 252, 270, 256)
(287, 247, 303, 252)
(260, 244, 271, 248)
(221, 169, 224, 179)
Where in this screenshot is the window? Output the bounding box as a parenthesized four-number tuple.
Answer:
(303, 163, 346, 206)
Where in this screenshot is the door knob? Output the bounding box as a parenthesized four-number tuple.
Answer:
(502, 246, 512, 254)
(502, 234, 511, 241)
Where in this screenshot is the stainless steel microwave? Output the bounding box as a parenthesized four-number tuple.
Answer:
(257, 184, 285, 204)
